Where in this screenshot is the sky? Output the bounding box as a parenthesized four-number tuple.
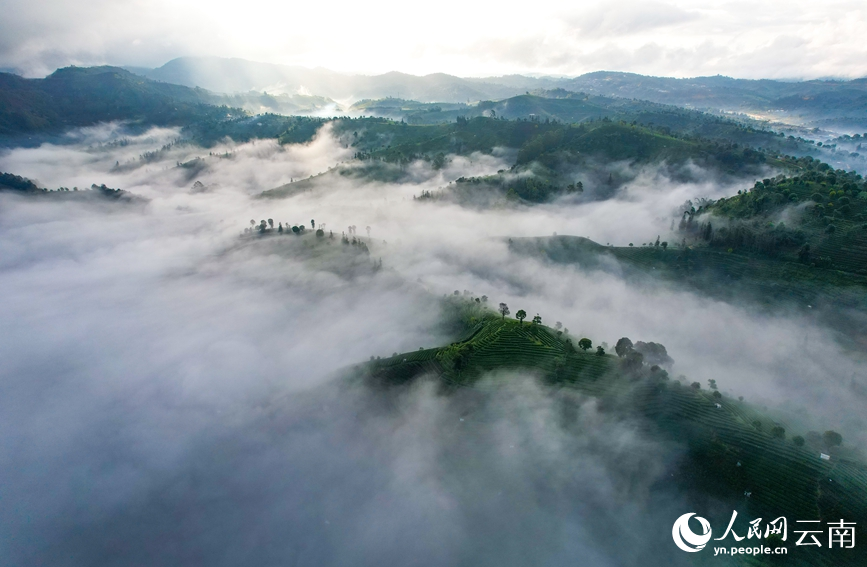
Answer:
(2, 0, 866, 79)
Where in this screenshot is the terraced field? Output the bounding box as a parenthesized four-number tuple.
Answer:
(357, 314, 867, 566)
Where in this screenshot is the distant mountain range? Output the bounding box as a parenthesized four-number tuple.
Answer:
(2, 61, 865, 152)
(127, 57, 867, 129)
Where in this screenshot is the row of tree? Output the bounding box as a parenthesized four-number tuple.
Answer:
(496, 302, 603, 355)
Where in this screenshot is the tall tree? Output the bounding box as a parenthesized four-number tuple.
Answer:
(615, 337, 634, 358)
(499, 303, 510, 320)
(516, 310, 527, 325)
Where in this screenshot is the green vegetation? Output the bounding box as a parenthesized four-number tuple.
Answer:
(508, 235, 867, 349)
(186, 113, 327, 147)
(688, 157, 867, 275)
(353, 91, 829, 157)
(0, 171, 145, 203)
(354, 296, 867, 566)
(0, 172, 39, 192)
(0, 66, 245, 139)
(263, 116, 790, 203)
(553, 71, 867, 131)
(235, 217, 382, 279)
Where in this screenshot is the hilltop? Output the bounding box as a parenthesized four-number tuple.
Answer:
(0, 66, 247, 139)
(0, 171, 146, 204)
(352, 299, 867, 566)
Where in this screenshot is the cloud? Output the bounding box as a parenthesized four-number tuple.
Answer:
(0, 0, 865, 79)
(567, 1, 700, 39)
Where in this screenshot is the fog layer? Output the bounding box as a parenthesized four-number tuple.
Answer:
(1, 125, 864, 564)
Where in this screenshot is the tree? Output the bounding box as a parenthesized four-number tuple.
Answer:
(708, 379, 718, 390)
(268, 219, 274, 228)
(532, 313, 541, 325)
(555, 321, 562, 330)
(516, 310, 527, 325)
(823, 430, 843, 447)
(366, 226, 371, 238)
(596, 345, 605, 356)
(661, 241, 668, 250)
(771, 426, 786, 439)
(792, 435, 805, 447)
(624, 351, 644, 371)
(578, 338, 592, 351)
(432, 152, 446, 169)
(634, 341, 673, 367)
(278, 224, 283, 233)
(499, 303, 510, 319)
(691, 382, 702, 389)
(615, 337, 634, 357)
(311, 219, 315, 229)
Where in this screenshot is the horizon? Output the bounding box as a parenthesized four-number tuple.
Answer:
(10, 56, 867, 84)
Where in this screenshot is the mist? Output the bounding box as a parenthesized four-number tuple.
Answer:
(1, 124, 864, 564)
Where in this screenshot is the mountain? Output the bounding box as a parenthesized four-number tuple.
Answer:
(129, 58, 867, 130)
(557, 72, 867, 130)
(0, 66, 245, 138)
(128, 57, 534, 101)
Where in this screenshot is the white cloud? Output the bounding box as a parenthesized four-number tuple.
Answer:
(1, 0, 865, 79)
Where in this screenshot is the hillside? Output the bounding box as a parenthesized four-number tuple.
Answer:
(0, 171, 147, 204)
(0, 66, 244, 138)
(508, 235, 867, 348)
(557, 72, 867, 130)
(128, 57, 867, 129)
(260, 117, 784, 203)
(354, 304, 867, 566)
(691, 162, 867, 275)
(351, 93, 866, 174)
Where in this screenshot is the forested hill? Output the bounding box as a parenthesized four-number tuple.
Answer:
(129, 57, 867, 129)
(0, 66, 244, 138)
(353, 93, 821, 149)
(354, 300, 867, 567)
(555, 72, 867, 123)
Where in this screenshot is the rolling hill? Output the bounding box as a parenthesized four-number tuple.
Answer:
(128, 57, 867, 130)
(0, 66, 245, 139)
(353, 302, 867, 566)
